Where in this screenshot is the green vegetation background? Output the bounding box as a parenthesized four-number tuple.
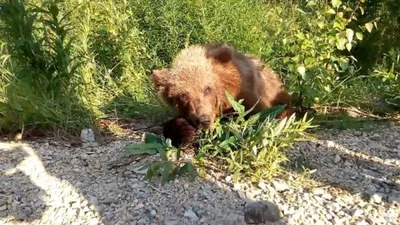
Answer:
(0, 0, 399, 135)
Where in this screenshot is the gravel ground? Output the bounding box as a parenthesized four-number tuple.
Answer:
(0, 123, 399, 225)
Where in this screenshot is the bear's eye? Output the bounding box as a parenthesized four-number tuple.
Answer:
(204, 87, 212, 95)
(180, 93, 189, 102)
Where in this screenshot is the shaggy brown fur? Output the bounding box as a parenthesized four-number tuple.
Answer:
(162, 117, 198, 148)
(152, 43, 293, 130)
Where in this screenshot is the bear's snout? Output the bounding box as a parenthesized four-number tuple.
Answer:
(188, 114, 211, 128)
(199, 114, 211, 126)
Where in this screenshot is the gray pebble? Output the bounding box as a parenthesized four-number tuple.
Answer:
(334, 154, 341, 163)
(137, 218, 147, 224)
(271, 180, 289, 192)
(0, 205, 7, 212)
(164, 219, 180, 225)
(184, 209, 199, 221)
(388, 195, 400, 203)
(150, 209, 157, 217)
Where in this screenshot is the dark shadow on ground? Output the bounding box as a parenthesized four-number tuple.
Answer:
(285, 120, 400, 204)
(0, 137, 287, 225)
(0, 144, 47, 222)
(311, 107, 400, 131)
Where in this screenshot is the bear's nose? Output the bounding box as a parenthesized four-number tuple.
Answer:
(199, 115, 211, 126)
(188, 116, 201, 128)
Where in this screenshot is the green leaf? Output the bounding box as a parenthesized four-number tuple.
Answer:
(15, 39, 25, 47)
(305, 57, 315, 66)
(339, 61, 349, 70)
(297, 65, 306, 78)
(158, 145, 168, 160)
(336, 38, 347, 50)
(225, 91, 244, 115)
(218, 136, 236, 150)
(306, 1, 316, 7)
(233, 170, 240, 183)
(185, 162, 196, 181)
(170, 165, 181, 179)
(295, 8, 306, 14)
(291, 55, 300, 62)
(146, 162, 162, 180)
(274, 117, 288, 136)
(332, 0, 342, 8)
(145, 133, 163, 144)
(365, 22, 373, 33)
(164, 138, 173, 148)
(325, 8, 336, 14)
(161, 161, 172, 185)
(303, 86, 317, 98)
(125, 143, 162, 155)
(333, 21, 341, 29)
(323, 85, 331, 92)
(359, 6, 364, 15)
(345, 42, 352, 51)
(296, 32, 305, 40)
(344, 6, 352, 12)
(250, 105, 285, 122)
(49, 4, 59, 18)
(355, 32, 363, 41)
(346, 29, 354, 43)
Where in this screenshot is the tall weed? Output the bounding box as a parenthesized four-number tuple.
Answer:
(0, 0, 92, 133)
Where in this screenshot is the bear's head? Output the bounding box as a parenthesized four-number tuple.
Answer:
(152, 44, 234, 129)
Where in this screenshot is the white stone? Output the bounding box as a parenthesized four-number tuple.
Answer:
(80, 128, 96, 142)
(371, 193, 383, 204)
(272, 180, 290, 192)
(184, 209, 199, 221)
(327, 140, 336, 148)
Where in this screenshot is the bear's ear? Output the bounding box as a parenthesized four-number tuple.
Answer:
(152, 69, 170, 90)
(206, 44, 234, 63)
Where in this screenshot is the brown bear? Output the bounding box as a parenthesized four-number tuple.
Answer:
(152, 43, 293, 131)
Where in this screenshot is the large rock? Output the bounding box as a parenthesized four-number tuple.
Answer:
(244, 200, 281, 224)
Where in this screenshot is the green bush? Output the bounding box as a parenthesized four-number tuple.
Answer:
(196, 92, 313, 182)
(369, 48, 400, 109)
(352, 0, 400, 73)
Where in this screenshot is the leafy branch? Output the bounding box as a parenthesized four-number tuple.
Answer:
(125, 133, 196, 185)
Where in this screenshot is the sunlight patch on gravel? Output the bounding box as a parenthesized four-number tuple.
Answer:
(0, 142, 102, 225)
